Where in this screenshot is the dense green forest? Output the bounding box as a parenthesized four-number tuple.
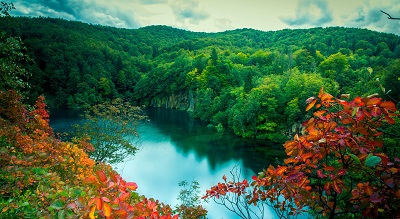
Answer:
(2, 16, 400, 142)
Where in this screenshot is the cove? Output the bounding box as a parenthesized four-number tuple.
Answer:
(49, 107, 286, 218)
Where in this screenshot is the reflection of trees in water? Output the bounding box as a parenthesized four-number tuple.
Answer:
(145, 107, 286, 173)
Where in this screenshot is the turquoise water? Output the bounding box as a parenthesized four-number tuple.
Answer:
(50, 107, 285, 218)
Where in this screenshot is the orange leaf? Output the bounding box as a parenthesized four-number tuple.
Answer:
(103, 202, 112, 217)
(267, 165, 275, 175)
(276, 166, 288, 175)
(324, 182, 331, 192)
(284, 158, 298, 164)
(89, 206, 96, 219)
(114, 209, 128, 217)
(318, 87, 325, 99)
(96, 198, 102, 210)
(301, 152, 314, 161)
(380, 101, 397, 112)
(119, 192, 130, 201)
(366, 97, 382, 106)
(364, 185, 373, 196)
(313, 110, 327, 117)
(323, 165, 335, 172)
(126, 182, 138, 190)
(353, 97, 364, 106)
(320, 93, 334, 102)
(84, 175, 98, 185)
(306, 99, 317, 111)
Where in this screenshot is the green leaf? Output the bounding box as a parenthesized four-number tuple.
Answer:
(349, 153, 360, 164)
(365, 154, 381, 167)
(50, 200, 64, 210)
(73, 188, 82, 197)
(65, 209, 74, 219)
(20, 202, 29, 207)
(58, 209, 65, 219)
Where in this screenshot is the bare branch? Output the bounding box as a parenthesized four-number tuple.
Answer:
(380, 10, 400, 20)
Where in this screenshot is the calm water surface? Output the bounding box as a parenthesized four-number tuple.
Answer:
(50, 107, 285, 219)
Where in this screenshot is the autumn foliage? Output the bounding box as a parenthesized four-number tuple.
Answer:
(0, 90, 177, 218)
(204, 88, 400, 218)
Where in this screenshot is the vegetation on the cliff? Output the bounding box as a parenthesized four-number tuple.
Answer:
(2, 16, 400, 141)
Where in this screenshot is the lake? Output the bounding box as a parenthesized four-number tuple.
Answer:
(49, 107, 286, 218)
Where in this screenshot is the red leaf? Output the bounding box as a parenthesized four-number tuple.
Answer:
(356, 108, 365, 120)
(97, 170, 107, 183)
(370, 193, 383, 203)
(333, 180, 342, 194)
(337, 169, 346, 176)
(385, 115, 395, 124)
(102, 197, 110, 202)
(286, 172, 303, 181)
(66, 202, 76, 209)
(371, 107, 381, 117)
(306, 96, 316, 104)
(317, 170, 325, 178)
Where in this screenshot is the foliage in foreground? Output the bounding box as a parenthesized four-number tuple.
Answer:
(0, 89, 178, 218)
(74, 98, 146, 164)
(204, 88, 400, 219)
(175, 180, 208, 219)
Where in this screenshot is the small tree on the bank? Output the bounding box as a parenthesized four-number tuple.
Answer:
(74, 98, 146, 164)
(204, 88, 399, 219)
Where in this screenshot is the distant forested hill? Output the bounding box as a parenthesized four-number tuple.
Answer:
(4, 16, 400, 141)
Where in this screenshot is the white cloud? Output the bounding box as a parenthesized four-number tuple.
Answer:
(214, 18, 234, 31)
(169, 0, 210, 25)
(9, 0, 400, 35)
(281, 0, 333, 27)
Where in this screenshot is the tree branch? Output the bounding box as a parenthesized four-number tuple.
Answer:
(380, 10, 400, 20)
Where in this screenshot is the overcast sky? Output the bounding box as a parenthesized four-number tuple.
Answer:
(9, 0, 400, 35)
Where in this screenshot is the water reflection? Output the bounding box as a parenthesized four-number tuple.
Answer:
(144, 108, 285, 173)
(114, 120, 267, 219)
(50, 107, 285, 218)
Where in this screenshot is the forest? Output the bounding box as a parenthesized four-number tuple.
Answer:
(1, 7, 400, 218)
(2, 16, 400, 142)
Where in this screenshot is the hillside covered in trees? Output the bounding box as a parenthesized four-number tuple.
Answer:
(2, 16, 400, 142)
